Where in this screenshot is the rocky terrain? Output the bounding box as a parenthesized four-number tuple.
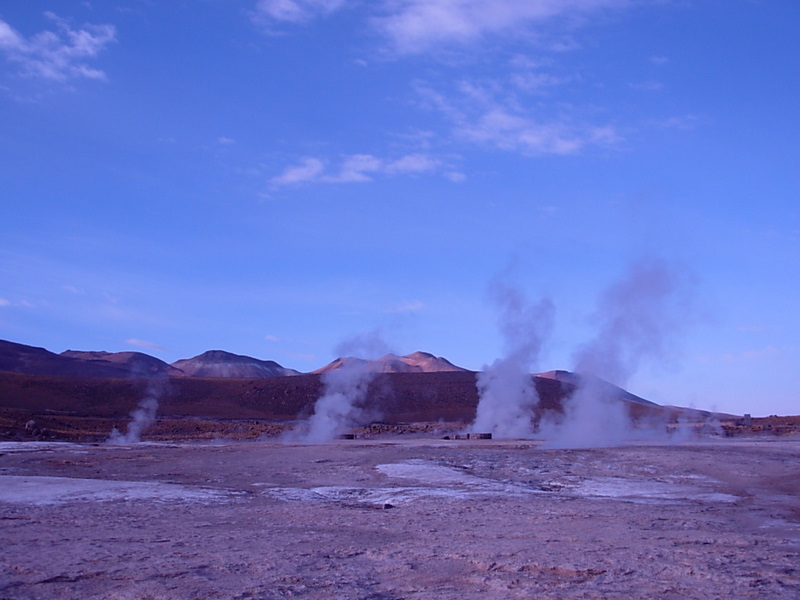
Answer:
(313, 352, 468, 374)
(1, 437, 798, 599)
(171, 350, 300, 378)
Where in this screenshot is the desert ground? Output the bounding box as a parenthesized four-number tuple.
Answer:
(1, 436, 799, 600)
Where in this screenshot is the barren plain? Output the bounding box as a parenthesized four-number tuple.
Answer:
(2, 437, 799, 600)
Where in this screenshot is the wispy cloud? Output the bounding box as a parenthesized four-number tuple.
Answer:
(0, 297, 36, 308)
(0, 12, 116, 82)
(253, 0, 348, 25)
(538, 205, 558, 216)
(253, 0, 632, 52)
(651, 114, 699, 130)
(373, 0, 632, 54)
(252, 1, 630, 159)
(738, 324, 768, 334)
(386, 300, 425, 314)
(510, 71, 571, 93)
(456, 106, 619, 155)
(629, 80, 664, 92)
(270, 157, 326, 186)
(697, 345, 784, 366)
(269, 152, 448, 187)
(125, 338, 167, 353)
(332, 152, 442, 182)
(334, 153, 384, 183)
(417, 79, 621, 156)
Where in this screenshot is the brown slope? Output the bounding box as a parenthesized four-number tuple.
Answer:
(0, 371, 321, 421)
(537, 370, 657, 406)
(0, 340, 132, 378)
(0, 369, 666, 424)
(61, 350, 186, 378)
(1, 366, 740, 442)
(172, 350, 298, 378)
(313, 352, 470, 374)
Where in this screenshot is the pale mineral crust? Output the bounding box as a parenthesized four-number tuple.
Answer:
(1, 438, 799, 599)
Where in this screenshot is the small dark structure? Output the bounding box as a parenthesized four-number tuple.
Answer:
(451, 432, 492, 440)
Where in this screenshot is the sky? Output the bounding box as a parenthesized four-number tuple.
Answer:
(1, 0, 798, 417)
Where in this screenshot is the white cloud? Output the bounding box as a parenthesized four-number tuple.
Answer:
(334, 153, 384, 182)
(374, 0, 632, 54)
(254, 0, 348, 25)
(445, 170, 466, 183)
(420, 79, 621, 156)
(252, 0, 631, 51)
(0, 12, 116, 82)
(252, 0, 631, 161)
(270, 152, 448, 187)
(125, 338, 167, 353)
(270, 157, 326, 186)
(510, 71, 570, 92)
(0, 20, 24, 48)
(385, 153, 440, 174)
(457, 107, 583, 155)
(0, 297, 37, 308)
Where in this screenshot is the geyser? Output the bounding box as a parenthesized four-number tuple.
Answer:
(286, 330, 390, 443)
(471, 274, 554, 438)
(107, 379, 164, 444)
(542, 257, 693, 448)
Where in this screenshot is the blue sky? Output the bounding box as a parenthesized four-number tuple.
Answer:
(1, 0, 798, 416)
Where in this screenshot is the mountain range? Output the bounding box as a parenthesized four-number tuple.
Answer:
(0, 338, 744, 442)
(0, 340, 660, 411)
(0, 339, 469, 379)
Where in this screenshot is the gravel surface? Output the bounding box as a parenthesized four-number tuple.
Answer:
(1, 437, 799, 599)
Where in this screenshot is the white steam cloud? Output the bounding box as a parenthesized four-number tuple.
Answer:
(286, 331, 390, 443)
(471, 274, 554, 438)
(107, 379, 164, 445)
(541, 258, 693, 448)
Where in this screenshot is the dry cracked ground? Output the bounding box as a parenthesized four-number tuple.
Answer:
(1, 437, 799, 600)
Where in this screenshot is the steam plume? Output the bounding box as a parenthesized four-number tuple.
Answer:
(471, 275, 554, 438)
(107, 379, 164, 444)
(286, 330, 390, 443)
(542, 257, 692, 447)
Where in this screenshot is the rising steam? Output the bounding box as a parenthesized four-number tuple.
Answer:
(107, 379, 164, 444)
(285, 330, 390, 443)
(541, 257, 693, 448)
(471, 274, 554, 438)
